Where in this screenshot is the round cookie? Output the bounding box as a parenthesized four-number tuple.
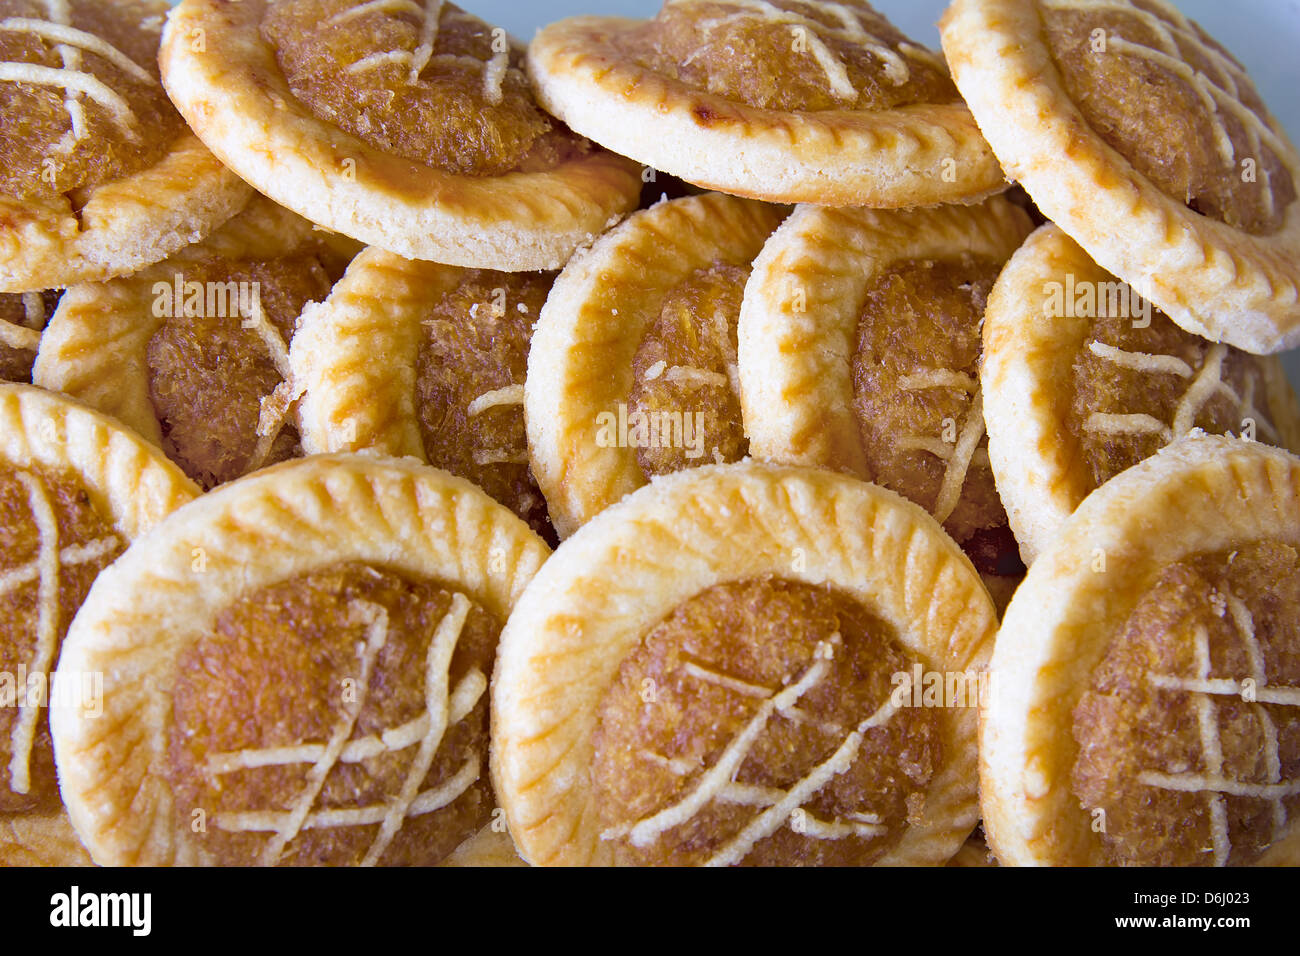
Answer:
(35, 196, 360, 490)
(739, 197, 1034, 606)
(525, 193, 788, 538)
(983, 435, 1300, 866)
(527, 0, 1006, 207)
(0, 385, 199, 866)
(52, 454, 550, 867)
(0, 0, 251, 291)
(159, 0, 642, 271)
(291, 248, 558, 542)
(941, 0, 1300, 353)
(493, 461, 998, 866)
(983, 224, 1300, 563)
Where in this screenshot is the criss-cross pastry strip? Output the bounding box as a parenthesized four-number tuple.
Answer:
(52, 455, 549, 866)
(202, 595, 485, 867)
(981, 225, 1300, 564)
(981, 435, 1300, 866)
(941, 0, 1300, 353)
(0, 3, 250, 292)
(158, 0, 640, 271)
(526, 3, 1006, 207)
(600, 639, 903, 867)
(0, 385, 198, 866)
(491, 461, 998, 866)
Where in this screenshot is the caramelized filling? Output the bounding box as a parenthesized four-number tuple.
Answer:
(263, 0, 586, 176)
(853, 257, 1023, 579)
(593, 577, 942, 866)
(146, 250, 333, 489)
(621, 0, 957, 113)
(628, 261, 749, 479)
(0, 466, 122, 814)
(167, 563, 500, 866)
(1069, 307, 1285, 490)
(1073, 542, 1300, 866)
(415, 269, 554, 542)
(1043, 2, 1294, 234)
(0, 0, 186, 202)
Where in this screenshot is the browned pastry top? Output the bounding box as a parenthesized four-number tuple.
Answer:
(1073, 541, 1300, 866)
(167, 562, 500, 866)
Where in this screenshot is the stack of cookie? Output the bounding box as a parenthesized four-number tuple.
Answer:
(1, 0, 1297, 867)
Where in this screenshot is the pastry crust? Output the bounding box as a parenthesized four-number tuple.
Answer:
(981, 435, 1300, 866)
(159, 0, 642, 272)
(940, 0, 1300, 354)
(51, 454, 550, 866)
(0, 385, 199, 542)
(0, 811, 93, 867)
(0, 131, 251, 294)
(0, 385, 199, 866)
(526, 193, 787, 538)
(740, 197, 1033, 478)
(491, 461, 998, 866)
(34, 196, 356, 456)
(983, 224, 1300, 564)
(527, 14, 1006, 207)
(439, 823, 528, 867)
(291, 248, 483, 463)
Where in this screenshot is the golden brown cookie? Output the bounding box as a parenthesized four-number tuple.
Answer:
(983, 225, 1300, 564)
(291, 248, 557, 542)
(492, 461, 997, 866)
(739, 198, 1035, 607)
(52, 454, 549, 866)
(527, 1, 1005, 207)
(159, 0, 642, 271)
(941, 0, 1300, 353)
(0, 384, 199, 866)
(527, 0, 1006, 207)
(0, 0, 251, 292)
(983, 435, 1300, 866)
(34, 196, 360, 491)
(526, 193, 787, 538)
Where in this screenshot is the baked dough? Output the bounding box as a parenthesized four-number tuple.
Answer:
(983, 224, 1300, 564)
(159, 0, 642, 271)
(0, 384, 199, 866)
(941, 0, 1300, 353)
(526, 193, 787, 538)
(0, 811, 92, 866)
(0, 0, 251, 291)
(982, 435, 1300, 866)
(52, 454, 549, 866)
(34, 196, 360, 490)
(527, 2, 1006, 207)
(739, 198, 1033, 604)
(291, 247, 556, 540)
(492, 461, 997, 866)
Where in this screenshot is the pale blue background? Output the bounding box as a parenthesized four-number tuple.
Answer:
(474, 0, 1300, 378)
